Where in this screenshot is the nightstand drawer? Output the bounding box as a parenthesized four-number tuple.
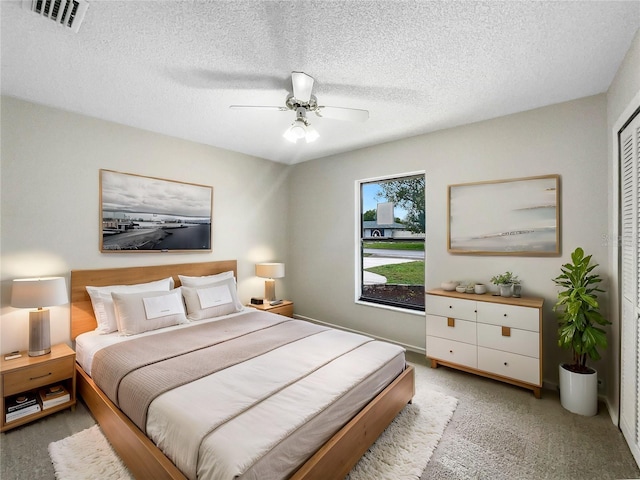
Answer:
(270, 303, 293, 317)
(3, 356, 74, 396)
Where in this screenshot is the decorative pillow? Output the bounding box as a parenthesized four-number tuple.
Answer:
(178, 270, 235, 287)
(181, 277, 243, 320)
(86, 277, 174, 334)
(111, 289, 187, 336)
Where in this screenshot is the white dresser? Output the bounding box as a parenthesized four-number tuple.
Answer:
(426, 289, 544, 397)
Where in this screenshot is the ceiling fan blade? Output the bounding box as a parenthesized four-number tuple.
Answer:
(316, 106, 369, 122)
(229, 105, 288, 111)
(291, 72, 314, 103)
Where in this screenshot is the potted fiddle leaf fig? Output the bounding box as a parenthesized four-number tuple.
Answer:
(552, 247, 610, 416)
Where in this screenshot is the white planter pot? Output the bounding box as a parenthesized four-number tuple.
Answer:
(559, 364, 598, 416)
(499, 284, 513, 297)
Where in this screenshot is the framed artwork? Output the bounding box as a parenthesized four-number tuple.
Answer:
(100, 169, 213, 252)
(448, 174, 560, 256)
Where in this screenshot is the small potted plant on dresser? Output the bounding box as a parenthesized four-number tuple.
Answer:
(552, 247, 610, 416)
(490, 271, 519, 297)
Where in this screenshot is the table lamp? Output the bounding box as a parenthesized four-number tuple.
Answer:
(11, 277, 68, 357)
(255, 263, 285, 302)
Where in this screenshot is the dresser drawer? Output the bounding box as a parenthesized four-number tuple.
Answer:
(476, 302, 539, 332)
(3, 357, 74, 396)
(426, 295, 477, 321)
(426, 336, 477, 369)
(477, 323, 539, 358)
(478, 346, 540, 385)
(426, 314, 476, 344)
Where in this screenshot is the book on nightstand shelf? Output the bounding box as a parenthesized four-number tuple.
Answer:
(38, 385, 70, 410)
(5, 394, 41, 422)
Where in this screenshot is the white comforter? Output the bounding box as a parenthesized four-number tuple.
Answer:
(76, 313, 406, 480)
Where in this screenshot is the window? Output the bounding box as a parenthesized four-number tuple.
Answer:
(357, 173, 425, 311)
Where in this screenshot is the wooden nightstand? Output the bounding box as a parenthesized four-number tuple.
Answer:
(0, 343, 76, 432)
(247, 300, 294, 318)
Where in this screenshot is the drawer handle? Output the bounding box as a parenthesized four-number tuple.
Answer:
(447, 317, 455, 327)
(502, 326, 511, 337)
(449, 305, 453, 309)
(503, 313, 507, 317)
(449, 350, 453, 354)
(504, 362, 508, 366)
(30, 372, 52, 381)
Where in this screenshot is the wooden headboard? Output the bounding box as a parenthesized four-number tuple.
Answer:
(70, 260, 237, 339)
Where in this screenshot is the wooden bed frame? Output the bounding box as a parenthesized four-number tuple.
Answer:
(70, 260, 415, 480)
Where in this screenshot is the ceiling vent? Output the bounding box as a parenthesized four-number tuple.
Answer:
(23, 0, 89, 33)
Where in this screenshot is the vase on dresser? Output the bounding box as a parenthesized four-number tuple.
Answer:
(499, 283, 513, 297)
(513, 284, 522, 298)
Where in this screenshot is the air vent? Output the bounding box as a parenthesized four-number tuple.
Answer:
(24, 0, 88, 33)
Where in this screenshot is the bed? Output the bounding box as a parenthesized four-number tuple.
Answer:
(71, 260, 415, 480)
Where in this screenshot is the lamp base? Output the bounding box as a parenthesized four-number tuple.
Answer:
(29, 309, 51, 357)
(264, 279, 276, 302)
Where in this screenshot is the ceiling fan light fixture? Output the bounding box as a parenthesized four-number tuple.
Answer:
(304, 124, 319, 143)
(283, 119, 306, 142)
(283, 108, 319, 143)
(232, 72, 368, 145)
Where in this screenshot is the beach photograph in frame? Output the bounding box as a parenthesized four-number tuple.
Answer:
(100, 169, 213, 252)
(448, 174, 560, 255)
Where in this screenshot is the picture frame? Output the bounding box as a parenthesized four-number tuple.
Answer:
(447, 174, 560, 256)
(100, 169, 213, 253)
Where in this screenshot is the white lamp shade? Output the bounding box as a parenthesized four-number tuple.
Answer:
(11, 277, 68, 308)
(255, 263, 285, 279)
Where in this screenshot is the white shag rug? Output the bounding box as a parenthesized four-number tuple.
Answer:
(48, 424, 133, 480)
(49, 386, 457, 480)
(346, 387, 458, 480)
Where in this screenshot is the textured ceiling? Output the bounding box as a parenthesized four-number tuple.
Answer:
(1, 1, 639, 165)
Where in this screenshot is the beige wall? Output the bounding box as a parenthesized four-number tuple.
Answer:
(0, 97, 290, 353)
(288, 94, 609, 393)
(606, 28, 640, 423)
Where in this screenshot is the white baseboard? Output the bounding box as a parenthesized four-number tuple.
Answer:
(293, 313, 426, 355)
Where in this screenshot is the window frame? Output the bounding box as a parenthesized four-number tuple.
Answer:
(354, 171, 426, 313)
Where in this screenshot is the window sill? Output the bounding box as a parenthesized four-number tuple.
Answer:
(355, 299, 425, 316)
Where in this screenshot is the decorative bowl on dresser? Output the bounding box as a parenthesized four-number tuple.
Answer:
(426, 289, 544, 398)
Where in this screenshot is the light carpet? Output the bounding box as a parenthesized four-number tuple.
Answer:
(49, 386, 457, 480)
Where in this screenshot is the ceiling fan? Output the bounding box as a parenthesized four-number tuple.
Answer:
(229, 72, 369, 143)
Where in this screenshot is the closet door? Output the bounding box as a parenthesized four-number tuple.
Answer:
(620, 110, 640, 465)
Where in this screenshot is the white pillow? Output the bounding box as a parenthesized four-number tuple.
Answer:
(86, 277, 174, 334)
(178, 270, 235, 287)
(111, 289, 187, 336)
(181, 277, 243, 320)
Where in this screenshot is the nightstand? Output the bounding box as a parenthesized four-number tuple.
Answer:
(0, 343, 76, 432)
(247, 300, 294, 318)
